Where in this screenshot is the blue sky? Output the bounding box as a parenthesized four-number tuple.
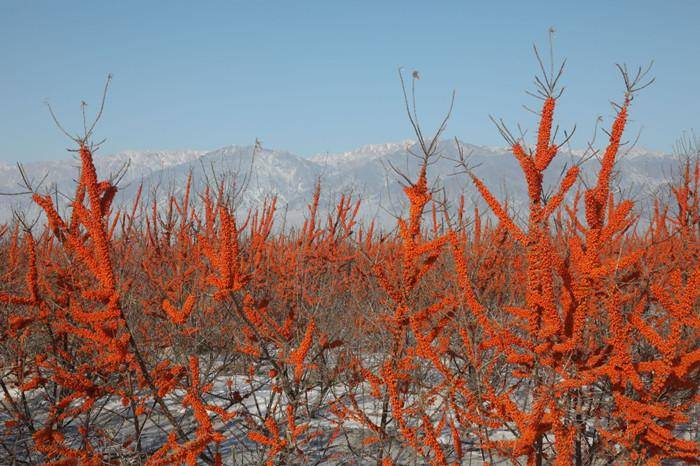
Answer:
(0, 1, 698, 162)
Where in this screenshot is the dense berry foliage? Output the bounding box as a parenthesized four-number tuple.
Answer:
(1, 66, 698, 466)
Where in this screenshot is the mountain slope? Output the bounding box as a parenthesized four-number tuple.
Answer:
(0, 142, 680, 227)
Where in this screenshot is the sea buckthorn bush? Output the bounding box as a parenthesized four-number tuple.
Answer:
(0, 52, 698, 466)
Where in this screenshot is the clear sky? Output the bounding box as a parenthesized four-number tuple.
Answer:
(0, 1, 698, 162)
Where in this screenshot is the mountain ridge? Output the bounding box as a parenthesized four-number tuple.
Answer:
(0, 141, 681, 226)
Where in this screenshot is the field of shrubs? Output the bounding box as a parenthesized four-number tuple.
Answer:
(0, 54, 698, 465)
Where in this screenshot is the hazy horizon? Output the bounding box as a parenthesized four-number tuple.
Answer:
(0, 137, 675, 167)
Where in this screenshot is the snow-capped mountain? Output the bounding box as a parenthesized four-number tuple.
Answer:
(0, 141, 682, 228)
(311, 140, 415, 167)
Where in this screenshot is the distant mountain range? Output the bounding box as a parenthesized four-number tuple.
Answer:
(0, 141, 681, 228)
